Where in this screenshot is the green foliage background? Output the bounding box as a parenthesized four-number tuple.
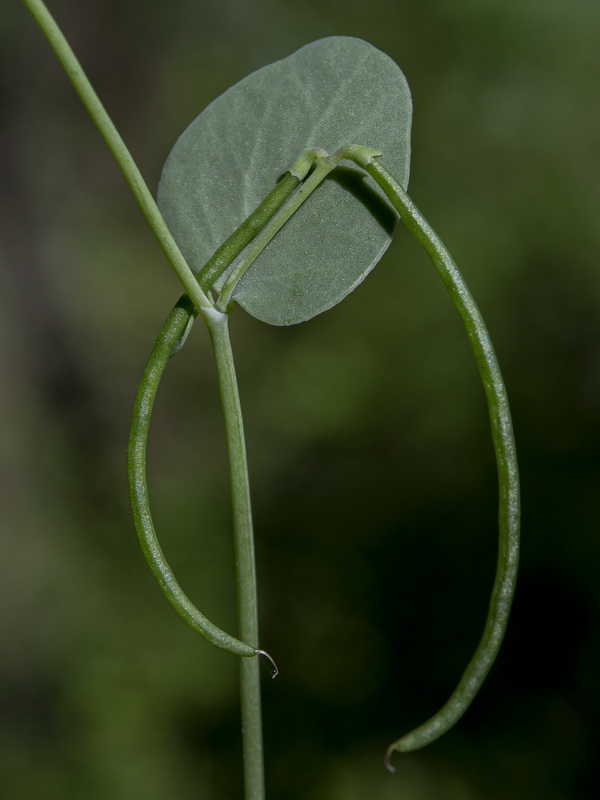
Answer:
(1, 0, 599, 797)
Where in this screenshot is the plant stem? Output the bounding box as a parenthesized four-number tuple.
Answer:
(21, 0, 212, 311)
(216, 154, 338, 312)
(197, 148, 328, 295)
(197, 172, 300, 291)
(202, 306, 265, 800)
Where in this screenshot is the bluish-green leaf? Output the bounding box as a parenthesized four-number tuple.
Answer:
(158, 37, 412, 325)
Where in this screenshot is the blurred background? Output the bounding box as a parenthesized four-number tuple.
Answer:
(1, 0, 599, 797)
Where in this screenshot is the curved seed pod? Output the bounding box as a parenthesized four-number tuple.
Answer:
(127, 295, 256, 656)
(345, 153, 520, 768)
(127, 169, 304, 657)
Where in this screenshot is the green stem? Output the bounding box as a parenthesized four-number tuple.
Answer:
(198, 148, 326, 293)
(198, 173, 299, 291)
(216, 154, 338, 312)
(355, 156, 520, 764)
(21, 0, 212, 311)
(202, 307, 265, 800)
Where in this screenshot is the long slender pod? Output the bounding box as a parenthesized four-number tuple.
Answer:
(127, 295, 257, 655)
(127, 159, 317, 657)
(350, 153, 520, 766)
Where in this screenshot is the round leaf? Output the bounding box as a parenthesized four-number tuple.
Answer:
(158, 37, 412, 325)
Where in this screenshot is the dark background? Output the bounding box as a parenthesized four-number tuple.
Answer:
(1, 1, 599, 797)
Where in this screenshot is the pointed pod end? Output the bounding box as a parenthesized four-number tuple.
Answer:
(255, 649, 279, 679)
(384, 744, 397, 773)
